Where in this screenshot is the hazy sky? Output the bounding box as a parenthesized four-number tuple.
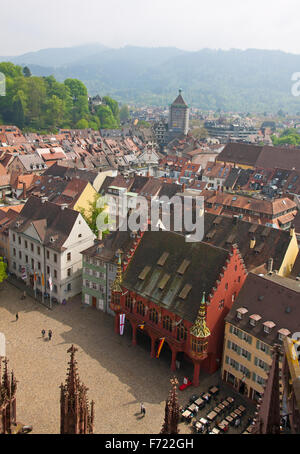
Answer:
(1, 0, 300, 55)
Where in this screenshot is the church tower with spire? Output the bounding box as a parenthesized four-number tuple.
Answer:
(60, 345, 95, 434)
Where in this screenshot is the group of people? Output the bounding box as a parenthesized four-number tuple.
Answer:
(41, 329, 53, 341)
(15, 313, 53, 341)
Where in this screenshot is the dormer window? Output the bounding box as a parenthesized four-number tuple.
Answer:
(277, 328, 291, 341)
(249, 314, 262, 327)
(236, 307, 248, 320)
(263, 321, 276, 334)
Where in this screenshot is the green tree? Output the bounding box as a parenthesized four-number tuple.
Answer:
(79, 194, 110, 237)
(12, 90, 26, 129)
(0, 257, 8, 288)
(119, 104, 130, 122)
(76, 118, 89, 129)
(103, 96, 120, 124)
(96, 104, 118, 129)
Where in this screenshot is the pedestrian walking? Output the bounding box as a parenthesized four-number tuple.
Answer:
(15, 313, 19, 322)
(41, 329, 45, 338)
(140, 402, 146, 417)
(48, 329, 52, 341)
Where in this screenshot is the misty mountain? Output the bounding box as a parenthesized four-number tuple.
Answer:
(2, 45, 300, 112)
(0, 43, 108, 68)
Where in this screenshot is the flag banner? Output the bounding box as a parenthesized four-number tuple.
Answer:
(119, 313, 125, 335)
(138, 322, 145, 330)
(48, 274, 53, 292)
(156, 338, 165, 359)
(34, 271, 37, 282)
(21, 267, 27, 281)
(42, 273, 45, 287)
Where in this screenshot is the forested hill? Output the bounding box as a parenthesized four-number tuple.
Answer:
(0, 62, 120, 132)
(2, 46, 300, 113)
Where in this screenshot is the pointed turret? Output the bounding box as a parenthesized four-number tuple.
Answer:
(60, 345, 95, 434)
(111, 250, 123, 293)
(161, 377, 180, 434)
(190, 292, 211, 339)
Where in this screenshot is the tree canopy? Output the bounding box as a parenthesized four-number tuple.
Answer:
(0, 62, 120, 132)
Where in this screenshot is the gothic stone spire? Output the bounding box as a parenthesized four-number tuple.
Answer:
(60, 345, 95, 434)
(252, 344, 281, 434)
(161, 378, 180, 434)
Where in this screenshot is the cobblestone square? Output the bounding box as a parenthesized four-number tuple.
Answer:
(0, 282, 253, 434)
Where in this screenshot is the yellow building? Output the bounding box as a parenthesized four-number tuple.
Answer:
(222, 273, 300, 402)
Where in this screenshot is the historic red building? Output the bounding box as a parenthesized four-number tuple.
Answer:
(110, 231, 247, 386)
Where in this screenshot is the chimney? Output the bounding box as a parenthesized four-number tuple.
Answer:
(267, 257, 273, 274)
(60, 203, 68, 210)
(41, 196, 48, 204)
(22, 182, 27, 199)
(2, 190, 6, 201)
(250, 236, 256, 249)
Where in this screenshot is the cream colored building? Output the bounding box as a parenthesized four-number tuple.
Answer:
(222, 273, 300, 402)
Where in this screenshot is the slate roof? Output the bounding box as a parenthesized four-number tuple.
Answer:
(226, 273, 300, 346)
(218, 143, 300, 171)
(203, 213, 295, 273)
(10, 196, 79, 251)
(122, 230, 229, 324)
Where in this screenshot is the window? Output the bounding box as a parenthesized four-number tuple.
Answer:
(53, 285, 57, 294)
(67, 252, 71, 261)
(38, 262, 41, 270)
(25, 240, 28, 249)
(13, 262, 16, 270)
(54, 254, 57, 263)
(149, 308, 158, 324)
(13, 234, 16, 242)
(255, 357, 270, 372)
(85, 280, 90, 288)
(31, 259, 34, 269)
(31, 243, 34, 252)
(256, 340, 271, 355)
(13, 248, 16, 257)
(252, 372, 265, 386)
(18, 237, 21, 245)
(67, 268, 72, 277)
(54, 269, 57, 279)
(47, 266, 50, 275)
(19, 251, 22, 259)
(37, 246, 40, 255)
(46, 250, 50, 259)
(137, 301, 145, 316)
(67, 283, 72, 292)
(177, 322, 187, 341)
(229, 325, 252, 344)
(125, 294, 133, 312)
(25, 255, 28, 263)
(163, 316, 173, 333)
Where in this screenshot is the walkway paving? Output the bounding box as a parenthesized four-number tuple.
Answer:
(0, 282, 254, 434)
